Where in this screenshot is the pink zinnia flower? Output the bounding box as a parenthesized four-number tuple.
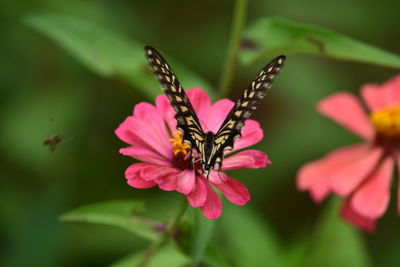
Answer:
(298, 75, 400, 231)
(116, 88, 270, 219)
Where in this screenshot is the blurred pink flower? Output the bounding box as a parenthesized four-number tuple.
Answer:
(298, 75, 400, 231)
(116, 88, 270, 219)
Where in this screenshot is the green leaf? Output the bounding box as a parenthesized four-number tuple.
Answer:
(240, 17, 400, 68)
(220, 205, 281, 267)
(174, 210, 215, 267)
(190, 210, 215, 267)
(175, 212, 231, 267)
(60, 200, 160, 241)
(25, 14, 215, 99)
(202, 245, 232, 267)
(281, 241, 309, 267)
(111, 245, 189, 267)
(302, 198, 370, 267)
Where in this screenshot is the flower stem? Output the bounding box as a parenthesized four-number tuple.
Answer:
(136, 197, 188, 267)
(218, 0, 249, 98)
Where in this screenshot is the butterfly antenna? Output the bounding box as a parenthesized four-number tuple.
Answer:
(217, 169, 226, 183)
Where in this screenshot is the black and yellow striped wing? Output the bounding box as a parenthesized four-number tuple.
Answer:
(145, 46, 205, 151)
(213, 55, 286, 160)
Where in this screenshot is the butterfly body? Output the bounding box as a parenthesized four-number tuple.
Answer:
(145, 46, 285, 178)
(200, 131, 218, 177)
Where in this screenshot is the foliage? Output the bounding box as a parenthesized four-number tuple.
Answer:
(240, 17, 400, 68)
(1, 0, 399, 266)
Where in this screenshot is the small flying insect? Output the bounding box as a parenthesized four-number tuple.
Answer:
(43, 134, 63, 151)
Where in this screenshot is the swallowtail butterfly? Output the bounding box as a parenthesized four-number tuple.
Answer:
(145, 46, 285, 178)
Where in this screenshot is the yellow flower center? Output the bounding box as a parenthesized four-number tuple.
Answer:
(169, 131, 189, 156)
(370, 106, 400, 140)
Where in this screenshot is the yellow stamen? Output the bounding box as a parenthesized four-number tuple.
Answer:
(169, 131, 189, 156)
(370, 106, 400, 139)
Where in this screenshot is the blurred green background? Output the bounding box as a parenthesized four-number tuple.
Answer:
(1, 0, 399, 266)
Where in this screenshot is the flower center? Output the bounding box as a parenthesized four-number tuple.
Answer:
(370, 105, 400, 140)
(169, 131, 189, 156)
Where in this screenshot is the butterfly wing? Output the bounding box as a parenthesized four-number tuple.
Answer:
(145, 46, 205, 152)
(213, 55, 286, 167)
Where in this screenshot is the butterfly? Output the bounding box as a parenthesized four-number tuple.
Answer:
(145, 46, 285, 178)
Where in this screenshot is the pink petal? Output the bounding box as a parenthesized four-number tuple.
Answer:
(222, 150, 269, 171)
(140, 165, 177, 181)
(153, 168, 181, 191)
(228, 120, 264, 153)
(133, 102, 170, 141)
(330, 146, 383, 196)
(351, 156, 394, 219)
(214, 177, 250, 206)
(186, 88, 212, 126)
(200, 181, 223, 219)
(155, 94, 177, 132)
(206, 99, 234, 132)
(361, 84, 387, 112)
(340, 198, 376, 232)
(116, 116, 172, 160)
(156, 176, 176, 191)
(129, 117, 172, 159)
(115, 116, 148, 147)
(298, 161, 330, 202)
(384, 75, 400, 107)
(119, 147, 172, 166)
(139, 165, 158, 181)
(176, 169, 196, 194)
(297, 143, 372, 202)
(208, 172, 228, 185)
(187, 175, 208, 207)
(125, 163, 156, 189)
(363, 76, 400, 111)
(317, 92, 374, 140)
